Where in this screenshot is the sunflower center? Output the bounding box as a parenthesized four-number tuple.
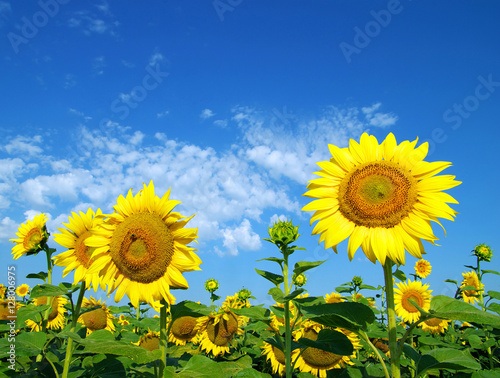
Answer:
(140, 335, 160, 351)
(75, 230, 96, 268)
(171, 316, 198, 340)
(109, 212, 174, 284)
(24, 227, 44, 249)
(272, 345, 286, 365)
(81, 308, 108, 331)
(206, 312, 238, 346)
(424, 318, 442, 327)
(401, 292, 423, 313)
(301, 329, 343, 368)
(37, 297, 60, 320)
(463, 277, 479, 296)
(338, 161, 418, 228)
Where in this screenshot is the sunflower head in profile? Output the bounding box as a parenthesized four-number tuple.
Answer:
(292, 320, 360, 378)
(133, 329, 160, 351)
(223, 289, 252, 310)
(460, 271, 484, 304)
(197, 309, 243, 357)
(53, 208, 104, 291)
(77, 296, 115, 336)
(394, 280, 432, 324)
(26, 296, 68, 331)
(303, 133, 461, 265)
(415, 259, 432, 278)
(261, 341, 286, 376)
(85, 181, 202, 309)
(420, 317, 450, 335)
(168, 316, 199, 346)
(324, 292, 345, 304)
(16, 284, 30, 298)
(10, 213, 49, 259)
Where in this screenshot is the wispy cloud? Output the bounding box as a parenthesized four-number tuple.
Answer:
(200, 108, 215, 120)
(156, 110, 170, 119)
(362, 102, 398, 128)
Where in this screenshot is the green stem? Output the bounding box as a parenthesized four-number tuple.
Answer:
(41, 247, 54, 333)
(62, 284, 86, 378)
(383, 259, 400, 378)
(159, 299, 168, 377)
(283, 246, 292, 378)
(477, 258, 494, 369)
(359, 330, 390, 378)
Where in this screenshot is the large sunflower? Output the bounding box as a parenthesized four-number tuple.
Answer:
(53, 208, 104, 291)
(133, 330, 160, 351)
(420, 317, 450, 335)
(394, 280, 432, 323)
(303, 133, 461, 265)
(460, 271, 484, 304)
(261, 341, 286, 376)
(197, 309, 243, 357)
(26, 296, 68, 331)
(168, 316, 199, 346)
(10, 213, 49, 259)
(85, 181, 202, 309)
(77, 296, 115, 336)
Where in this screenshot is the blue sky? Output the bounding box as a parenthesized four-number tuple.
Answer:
(1, 1, 499, 311)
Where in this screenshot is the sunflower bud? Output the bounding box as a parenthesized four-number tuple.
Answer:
(473, 244, 493, 262)
(268, 219, 299, 247)
(205, 278, 219, 293)
(352, 276, 363, 287)
(293, 273, 307, 287)
(237, 288, 252, 300)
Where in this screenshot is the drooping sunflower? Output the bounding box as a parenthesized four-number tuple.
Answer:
(324, 292, 345, 304)
(10, 213, 49, 259)
(261, 341, 286, 376)
(168, 316, 199, 346)
(16, 284, 30, 298)
(53, 208, 104, 291)
(133, 329, 160, 351)
(460, 271, 484, 304)
(77, 296, 115, 336)
(26, 296, 68, 331)
(85, 181, 202, 309)
(291, 320, 360, 378)
(415, 259, 432, 278)
(303, 133, 461, 265)
(419, 317, 450, 335)
(394, 280, 432, 323)
(197, 309, 243, 357)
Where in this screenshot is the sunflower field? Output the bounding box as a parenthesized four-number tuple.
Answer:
(1, 133, 499, 377)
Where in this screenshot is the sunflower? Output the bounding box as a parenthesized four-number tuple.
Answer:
(261, 341, 286, 376)
(223, 290, 252, 310)
(352, 293, 376, 308)
(197, 309, 243, 357)
(302, 133, 461, 265)
(0, 299, 18, 320)
(394, 280, 432, 323)
(420, 317, 450, 335)
(324, 292, 345, 304)
(414, 259, 432, 278)
(16, 284, 30, 298)
(205, 278, 219, 293)
(26, 296, 68, 331)
(77, 297, 115, 336)
(133, 330, 160, 351)
(293, 273, 307, 287)
(168, 316, 199, 346)
(473, 244, 493, 262)
(117, 314, 131, 326)
(53, 208, 104, 291)
(292, 320, 360, 378)
(85, 181, 202, 309)
(0, 284, 7, 299)
(10, 213, 49, 259)
(460, 271, 484, 304)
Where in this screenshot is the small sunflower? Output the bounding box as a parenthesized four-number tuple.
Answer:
(414, 259, 432, 278)
(16, 284, 30, 298)
(133, 330, 160, 351)
(197, 309, 243, 357)
(168, 316, 199, 346)
(53, 208, 104, 291)
(78, 297, 115, 335)
(223, 290, 252, 310)
(10, 213, 49, 259)
(205, 278, 219, 293)
(117, 314, 130, 326)
(85, 181, 202, 309)
(0, 284, 6, 298)
(261, 341, 286, 376)
(26, 296, 68, 331)
(303, 133, 461, 265)
(293, 273, 307, 287)
(324, 292, 345, 304)
(473, 244, 493, 262)
(394, 280, 432, 323)
(292, 320, 360, 378)
(460, 271, 484, 304)
(420, 317, 450, 335)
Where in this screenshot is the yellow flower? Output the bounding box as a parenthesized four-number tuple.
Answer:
(53, 208, 104, 291)
(133, 330, 160, 351)
(293, 273, 307, 287)
(10, 213, 49, 259)
(77, 297, 115, 336)
(0, 284, 7, 299)
(414, 259, 432, 278)
(16, 284, 30, 298)
(460, 271, 484, 304)
(168, 316, 199, 346)
(85, 181, 202, 309)
(394, 280, 432, 323)
(352, 293, 376, 308)
(261, 341, 286, 376)
(303, 133, 460, 265)
(197, 309, 243, 357)
(420, 317, 450, 334)
(0, 299, 19, 320)
(205, 278, 219, 293)
(223, 291, 252, 310)
(117, 314, 130, 326)
(26, 296, 68, 331)
(324, 292, 345, 304)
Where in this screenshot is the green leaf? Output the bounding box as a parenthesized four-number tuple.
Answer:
(284, 289, 305, 301)
(108, 305, 132, 314)
(231, 305, 270, 322)
(335, 286, 353, 294)
(482, 269, 500, 276)
(488, 303, 500, 315)
(293, 295, 325, 307)
(430, 295, 500, 326)
(58, 282, 81, 295)
(30, 284, 69, 298)
(233, 368, 272, 377)
(300, 302, 375, 332)
(359, 284, 378, 290)
(255, 268, 284, 286)
(269, 305, 284, 318)
(15, 303, 48, 326)
(175, 354, 224, 377)
(393, 269, 407, 282)
(170, 300, 216, 320)
(256, 257, 284, 267)
(298, 329, 353, 356)
(268, 287, 285, 304)
(26, 271, 48, 281)
(292, 260, 326, 276)
(444, 279, 458, 285)
(487, 290, 500, 301)
(416, 348, 481, 377)
(218, 355, 253, 377)
(12, 332, 47, 357)
(472, 369, 500, 378)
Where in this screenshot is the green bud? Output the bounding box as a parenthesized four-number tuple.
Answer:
(237, 288, 252, 300)
(293, 273, 307, 287)
(473, 244, 493, 262)
(205, 278, 219, 293)
(268, 219, 300, 247)
(352, 276, 363, 286)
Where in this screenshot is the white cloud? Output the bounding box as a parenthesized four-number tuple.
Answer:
(269, 214, 288, 226)
(362, 102, 398, 128)
(157, 110, 170, 118)
(221, 219, 262, 256)
(0, 217, 17, 241)
(3, 136, 43, 156)
(200, 109, 215, 120)
(213, 119, 228, 128)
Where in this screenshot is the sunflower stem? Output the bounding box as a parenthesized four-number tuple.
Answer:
(282, 246, 292, 378)
(476, 257, 494, 369)
(383, 259, 400, 378)
(40, 245, 54, 334)
(358, 330, 390, 378)
(62, 283, 86, 378)
(159, 299, 169, 377)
